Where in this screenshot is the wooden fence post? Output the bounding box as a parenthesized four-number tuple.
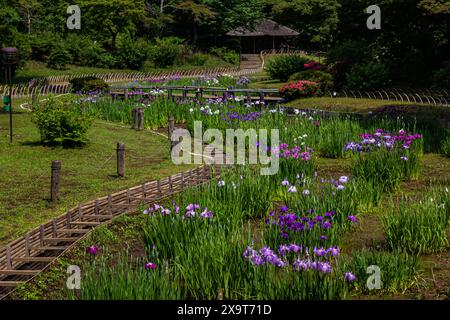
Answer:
(50, 160, 61, 201)
(124, 88, 129, 101)
(138, 108, 144, 130)
(168, 115, 175, 150)
(31, 94, 37, 106)
(182, 86, 187, 101)
(117, 143, 125, 177)
(223, 89, 228, 101)
(259, 92, 265, 106)
(246, 92, 252, 105)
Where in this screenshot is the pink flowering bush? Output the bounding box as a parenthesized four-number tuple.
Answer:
(304, 60, 326, 71)
(279, 80, 320, 101)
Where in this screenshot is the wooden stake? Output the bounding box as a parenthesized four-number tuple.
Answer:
(117, 143, 125, 177)
(138, 108, 144, 130)
(50, 160, 61, 202)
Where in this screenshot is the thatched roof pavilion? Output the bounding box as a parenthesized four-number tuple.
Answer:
(226, 19, 299, 53)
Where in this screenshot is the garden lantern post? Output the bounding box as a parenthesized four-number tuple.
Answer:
(1, 47, 18, 143)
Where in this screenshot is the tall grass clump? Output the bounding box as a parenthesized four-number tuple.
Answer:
(383, 196, 449, 255)
(338, 249, 418, 294)
(318, 117, 361, 158)
(345, 129, 423, 191)
(66, 254, 183, 300)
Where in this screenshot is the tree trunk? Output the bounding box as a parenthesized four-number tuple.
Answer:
(111, 32, 118, 50)
(27, 9, 31, 34)
(446, 15, 450, 56)
(193, 24, 198, 45)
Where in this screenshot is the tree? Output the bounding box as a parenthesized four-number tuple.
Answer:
(204, 0, 265, 32)
(267, 0, 340, 47)
(174, 0, 216, 44)
(79, 0, 146, 49)
(418, 0, 450, 55)
(17, 0, 42, 34)
(0, 2, 21, 46)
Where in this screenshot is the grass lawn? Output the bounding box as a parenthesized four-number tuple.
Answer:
(248, 79, 287, 90)
(0, 113, 194, 245)
(285, 97, 450, 116)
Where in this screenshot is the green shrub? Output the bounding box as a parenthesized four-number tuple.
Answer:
(383, 196, 449, 255)
(79, 42, 105, 67)
(210, 47, 239, 65)
(47, 47, 73, 70)
(326, 40, 373, 89)
(29, 32, 61, 61)
(70, 76, 109, 94)
(115, 34, 149, 70)
(346, 63, 391, 90)
(266, 55, 310, 82)
(31, 97, 94, 147)
(98, 53, 119, 69)
(289, 70, 334, 93)
(432, 61, 450, 90)
(441, 136, 450, 157)
(326, 40, 371, 66)
(63, 34, 88, 64)
(149, 37, 189, 68)
(187, 53, 209, 66)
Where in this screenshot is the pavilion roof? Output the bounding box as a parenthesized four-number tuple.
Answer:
(226, 19, 299, 37)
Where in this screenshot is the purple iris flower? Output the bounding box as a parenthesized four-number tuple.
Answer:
(86, 245, 99, 255)
(289, 243, 301, 253)
(145, 262, 157, 270)
(278, 245, 290, 256)
(322, 221, 332, 229)
(318, 262, 332, 273)
(293, 259, 308, 271)
(344, 272, 356, 282)
(313, 247, 327, 257)
(328, 246, 340, 257)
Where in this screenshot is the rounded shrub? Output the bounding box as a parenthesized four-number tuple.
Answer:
(265, 55, 310, 82)
(210, 47, 239, 65)
(432, 61, 450, 90)
(279, 80, 320, 100)
(149, 37, 189, 68)
(31, 97, 95, 147)
(79, 42, 105, 67)
(345, 62, 391, 90)
(47, 47, 73, 70)
(289, 70, 334, 93)
(187, 53, 210, 66)
(115, 35, 149, 70)
(70, 76, 109, 94)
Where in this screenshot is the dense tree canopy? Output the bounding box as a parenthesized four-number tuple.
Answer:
(0, 0, 448, 87)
